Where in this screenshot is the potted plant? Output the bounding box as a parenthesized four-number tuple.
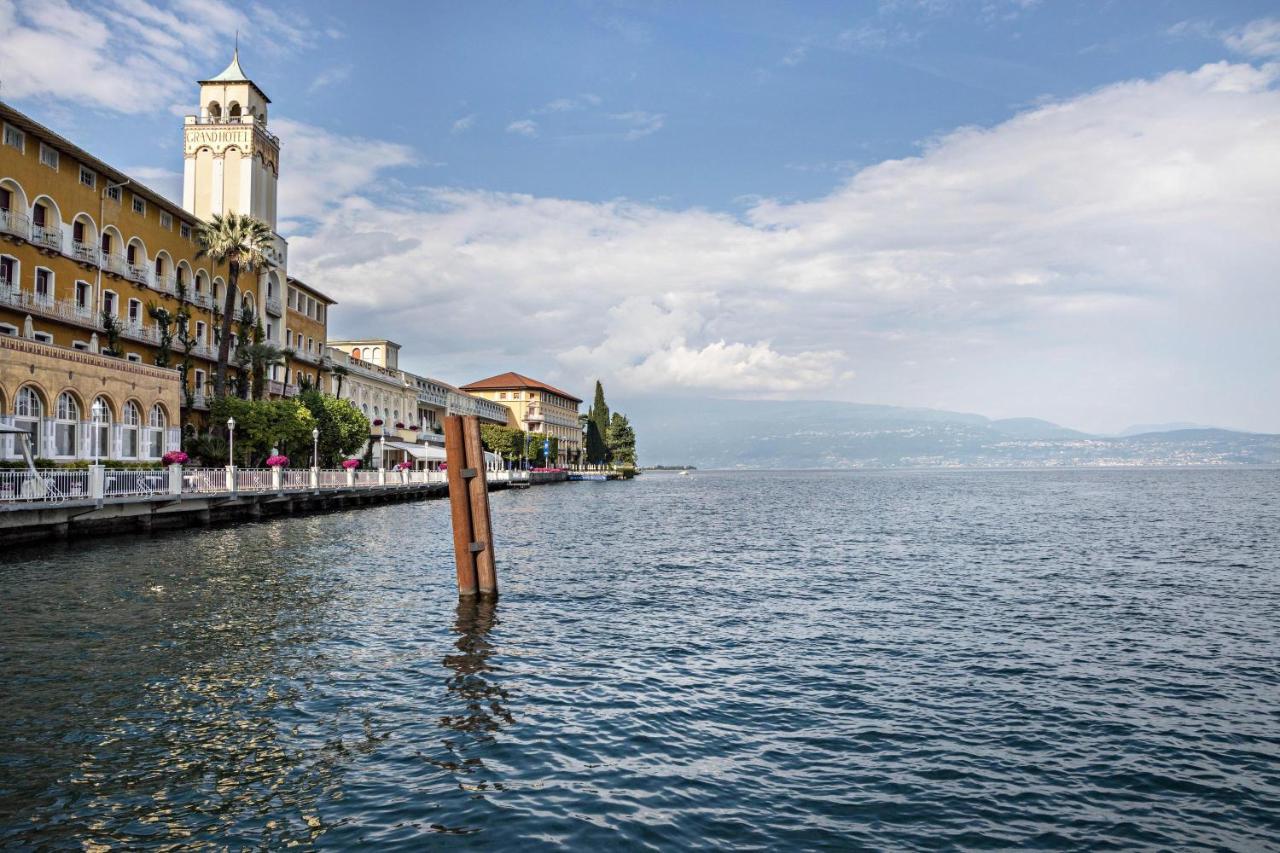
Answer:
(162, 451, 189, 466)
(341, 458, 361, 470)
(266, 454, 289, 468)
(372, 418, 384, 427)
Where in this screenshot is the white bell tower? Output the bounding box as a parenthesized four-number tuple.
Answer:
(182, 49, 281, 230)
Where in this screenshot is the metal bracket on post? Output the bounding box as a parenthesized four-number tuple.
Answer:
(468, 541, 487, 553)
(460, 468, 478, 479)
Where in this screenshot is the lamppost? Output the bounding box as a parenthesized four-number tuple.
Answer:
(379, 434, 386, 470)
(312, 427, 320, 468)
(226, 416, 236, 466)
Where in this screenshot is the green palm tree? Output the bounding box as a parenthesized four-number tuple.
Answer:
(244, 342, 285, 401)
(195, 213, 274, 398)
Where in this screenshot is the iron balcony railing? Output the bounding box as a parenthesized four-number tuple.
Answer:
(103, 253, 127, 276)
(0, 209, 30, 238)
(0, 286, 97, 327)
(125, 263, 150, 285)
(155, 272, 176, 294)
(31, 224, 61, 251)
(72, 241, 100, 265)
(265, 296, 282, 316)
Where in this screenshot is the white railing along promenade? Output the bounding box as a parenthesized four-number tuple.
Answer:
(0, 464, 524, 505)
(103, 468, 166, 498)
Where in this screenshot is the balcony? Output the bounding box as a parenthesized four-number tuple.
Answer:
(190, 290, 211, 309)
(267, 379, 284, 397)
(0, 285, 99, 329)
(103, 253, 126, 276)
(125, 264, 150, 286)
(71, 241, 100, 266)
(31, 224, 61, 252)
(265, 296, 282, 316)
(283, 384, 300, 398)
(120, 321, 159, 345)
(0, 209, 30, 238)
(188, 391, 209, 410)
(155, 272, 176, 294)
(293, 348, 321, 365)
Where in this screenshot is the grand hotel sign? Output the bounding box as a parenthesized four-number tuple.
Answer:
(184, 125, 274, 157)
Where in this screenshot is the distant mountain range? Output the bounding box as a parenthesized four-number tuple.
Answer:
(621, 397, 1280, 469)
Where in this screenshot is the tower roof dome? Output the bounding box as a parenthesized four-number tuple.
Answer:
(200, 48, 272, 103)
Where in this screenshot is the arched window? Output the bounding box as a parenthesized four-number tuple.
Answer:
(15, 387, 43, 455)
(372, 347, 381, 362)
(228, 102, 241, 119)
(208, 101, 222, 121)
(91, 396, 111, 460)
(122, 402, 141, 458)
(54, 392, 80, 457)
(351, 348, 361, 360)
(148, 404, 166, 458)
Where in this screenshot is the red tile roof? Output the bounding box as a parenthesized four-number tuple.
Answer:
(460, 372, 582, 403)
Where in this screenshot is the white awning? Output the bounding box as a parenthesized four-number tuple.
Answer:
(385, 440, 502, 467)
(386, 440, 446, 461)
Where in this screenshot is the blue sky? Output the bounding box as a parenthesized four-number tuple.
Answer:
(2, 0, 1279, 432)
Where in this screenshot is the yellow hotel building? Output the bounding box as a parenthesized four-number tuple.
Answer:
(461, 372, 583, 465)
(0, 52, 332, 461)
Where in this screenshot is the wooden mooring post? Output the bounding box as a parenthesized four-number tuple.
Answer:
(443, 415, 498, 598)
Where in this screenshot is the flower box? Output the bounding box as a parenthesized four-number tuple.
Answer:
(266, 455, 289, 468)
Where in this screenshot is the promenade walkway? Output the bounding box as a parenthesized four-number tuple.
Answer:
(0, 465, 530, 546)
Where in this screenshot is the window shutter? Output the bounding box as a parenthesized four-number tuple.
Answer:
(111, 424, 123, 459)
(42, 418, 56, 457)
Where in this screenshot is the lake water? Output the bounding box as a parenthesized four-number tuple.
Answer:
(1, 469, 1278, 849)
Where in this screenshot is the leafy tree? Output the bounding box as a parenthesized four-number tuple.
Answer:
(100, 311, 123, 357)
(607, 412, 637, 466)
(195, 212, 274, 398)
(480, 424, 525, 461)
(298, 389, 371, 466)
(585, 419, 607, 465)
(527, 432, 558, 467)
(147, 303, 174, 367)
(330, 363, 348, 398)
(210, 396, 316, 467)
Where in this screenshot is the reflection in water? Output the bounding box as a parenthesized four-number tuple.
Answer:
(420, 598, 512, 836)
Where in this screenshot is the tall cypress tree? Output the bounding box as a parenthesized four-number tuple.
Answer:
(590, 380, 610, 464)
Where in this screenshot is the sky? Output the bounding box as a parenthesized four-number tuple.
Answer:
(1, 0, 1278, 434)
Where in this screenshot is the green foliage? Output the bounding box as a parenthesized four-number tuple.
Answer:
(584, 419, 607, 464)
(100, 310, 123, 356)
(480, 424, 525, 460)
(210, 396, 317, 467)
(586, 379, 612, 464)
(298, 390, 371, 466)
(528, 432, 558, 467)
(607, 412, 637, 466)
(196, 212, 274, 397)
(184, 431, 228, 467)
(147, 303, 174, 367)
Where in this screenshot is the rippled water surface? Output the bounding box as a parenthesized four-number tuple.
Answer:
(2, 469, 1279, 849)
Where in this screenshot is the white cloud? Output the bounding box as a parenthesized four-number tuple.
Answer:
(609, 111, 665, 140)
(506, 119, 538, 137)
(781, 45, 809, 67)
(0, 0, 324, 113)
(451, 113, 476, 134)
(535, 94, 602, 114)
(1224, 17, 1280, 59)
(284, 60, 1280, 432)
(307, 63, 352, 94)
(271, 118, 415, 221)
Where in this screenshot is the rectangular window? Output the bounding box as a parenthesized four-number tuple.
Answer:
(132, 196, 146, 215)
(128, 299, 141, 325)
(80, 166, 96, 188)
(126, 353, 142, 363)
(103, 291, 117, 316)
(0, 256, 14, 288)
(39, 143, 59, 170)
(33, 331, 53, 344)
(180, 223, 191, 239)
(196, 320, 206, 341)
(195, 370, 205, 390)
(72, 341, 89, 351)
(35, 268, 52, 302)
(159, 211, 172, 230)
(75, 281, 91, 309)
(2, 124, 23, 151)
(0, 324, 16, 337)
(106, 185, 121, 202)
